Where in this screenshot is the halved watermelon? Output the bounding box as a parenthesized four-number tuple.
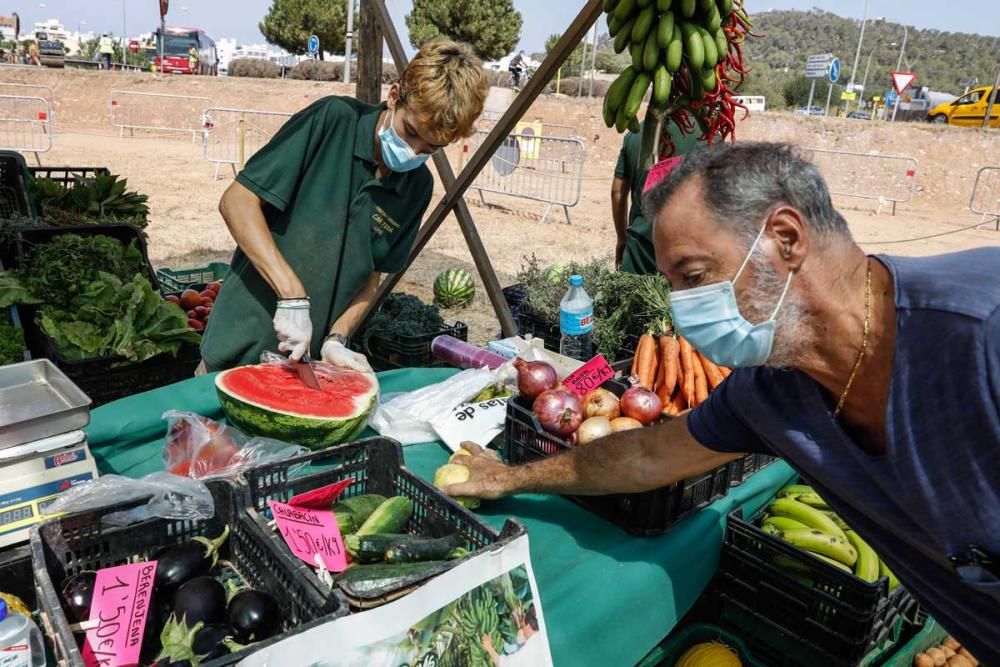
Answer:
(215, 363, 378, 449)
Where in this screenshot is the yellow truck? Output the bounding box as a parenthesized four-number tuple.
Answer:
(927, 86, 1000, 127)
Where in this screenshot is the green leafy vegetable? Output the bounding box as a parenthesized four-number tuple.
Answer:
(361, 293, 445, 342)
(27, 174, 150, 228)
(0, 309, 25, 365)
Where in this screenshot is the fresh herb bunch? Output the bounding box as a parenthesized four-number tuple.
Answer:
(362, 293, 445, 342)
(514, 256, 672, 358)
(28, 174, 150, 229)
(0, 308, 25, 365)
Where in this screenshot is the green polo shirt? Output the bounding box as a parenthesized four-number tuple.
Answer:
(201, 96, 433, 369)
(614, 121, 701, 274)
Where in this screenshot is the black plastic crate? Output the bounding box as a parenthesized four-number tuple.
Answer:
(0, 151, 34, 217)
(728, 453, 782, 487)
(360, 321, 468, 371)
(27, 166, 110, 189)
(31, 479, 349, 666)
(0, 544, 37, 611)
(241, 437, 526, 609)
(716, 505, 914, 662)
(502, 381, 732, 536)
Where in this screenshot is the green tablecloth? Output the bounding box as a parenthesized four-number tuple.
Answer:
(86, 368, 795, 667)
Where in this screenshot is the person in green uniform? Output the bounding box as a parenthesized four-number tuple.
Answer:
(199, 41, 489, 372)
(612, 121, 701, 274)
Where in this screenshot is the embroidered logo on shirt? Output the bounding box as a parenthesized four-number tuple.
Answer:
(372, 206, 400, 237)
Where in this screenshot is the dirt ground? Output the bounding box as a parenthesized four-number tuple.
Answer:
(6, 67, 1000, 344)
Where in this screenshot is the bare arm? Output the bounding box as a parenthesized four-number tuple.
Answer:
(611, 177, 629, 267)
(330, 271, 380, 339)
(219, 181, 305, 299)
(446, 413, 742, 499)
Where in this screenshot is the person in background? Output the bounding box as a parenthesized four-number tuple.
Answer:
(27, 41, 40, 66)
(198, 41, 488, 373)
(98, 33, 114, 70)
(612, 121, 701, 273)
(508, 51, 526, 90)
(188, 45, 199, 74)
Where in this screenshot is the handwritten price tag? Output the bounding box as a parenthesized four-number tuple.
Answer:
(81, 561, 157, 667)
(562, 355, 615, 398)
(269, 499, 348, 572)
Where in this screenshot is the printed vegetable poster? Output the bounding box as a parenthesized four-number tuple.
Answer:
(237, 534, 551, 667)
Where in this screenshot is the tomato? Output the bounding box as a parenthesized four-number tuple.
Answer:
(165, 295, 181, 305)
(180, 289, 202, 310)
(200, 297, 213, 307)
(195, 306, 209, 317)
(188, 318, 205, 331)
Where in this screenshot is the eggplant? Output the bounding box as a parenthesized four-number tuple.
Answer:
(139, 591, 168, 665)
(226, 590, 281, 643)
(61, 571, 97, 624)
(192, 623, 245, 661)
(154, 526, 230, 594)
(172, 576, 226, 627)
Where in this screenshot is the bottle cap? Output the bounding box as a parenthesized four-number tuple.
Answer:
(569, 274, 583, 287)
(0, 598, 7, 622)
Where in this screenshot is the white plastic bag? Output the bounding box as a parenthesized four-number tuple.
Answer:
(369, 366, 513, 445)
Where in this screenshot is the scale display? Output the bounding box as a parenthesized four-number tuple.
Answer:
(0, 504, 34, 528)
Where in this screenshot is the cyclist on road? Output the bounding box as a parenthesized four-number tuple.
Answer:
(508, 51, 526, 90)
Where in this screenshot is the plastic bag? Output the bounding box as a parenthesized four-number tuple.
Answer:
(163, 411, 309, 480)
(41, 472, 214, 527)
(369, 366, 514, 445)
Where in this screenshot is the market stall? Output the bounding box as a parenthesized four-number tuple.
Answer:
(83, 367, 795, 666)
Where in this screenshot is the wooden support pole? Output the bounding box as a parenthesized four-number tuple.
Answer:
(356, 0, 383, 105)
(353, 0, 604, 340)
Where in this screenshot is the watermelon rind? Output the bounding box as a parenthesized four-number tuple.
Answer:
(433, 268, 475, 309)
(215, 368, 378, 450)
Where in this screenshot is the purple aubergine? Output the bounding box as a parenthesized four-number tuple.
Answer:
(61, 571, 97, 624)
(192, 623, 234, 660)
(153, 526, 230, 593)
(172, 576, 226, 627)
(226, 590, 281, 643)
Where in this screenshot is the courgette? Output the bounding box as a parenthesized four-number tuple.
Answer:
(345, 533, 429, 564)
(385, 534, 464, 564)
(331, 494, 387, 535)
(354, 496, 413, 537)
(336, 561, 447, 597)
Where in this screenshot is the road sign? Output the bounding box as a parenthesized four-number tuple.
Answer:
(829, 57, 841, 83)
(885, 91, 898, 106)
(129, 40, 139, 54)
(307, 34, 320, 56)
(841, 91, 857, 101)
(805, 53, 836, 79)
(891, 71, 917, 95)
(807, 53, 834, 63)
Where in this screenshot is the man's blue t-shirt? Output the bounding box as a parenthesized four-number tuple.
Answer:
(688, 249, 1000, 662)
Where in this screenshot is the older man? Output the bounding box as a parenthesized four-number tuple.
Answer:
(447, 143, 1000, 661)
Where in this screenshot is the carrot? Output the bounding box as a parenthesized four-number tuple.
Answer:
(659, 336, 679, 399)
(691, 348, 709, 406)
(631, 342, 640, 378)
(636, 333, 658, 390)
(678, 336, 696, 408)
(698, 351, 726, 391)
(653, 343, 665, 392)
(664, 386, 687, 416)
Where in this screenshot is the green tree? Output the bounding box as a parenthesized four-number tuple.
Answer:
(544, 33, 586, 78)
(405, 0, 522, 61)
(260, 0, 355, 59)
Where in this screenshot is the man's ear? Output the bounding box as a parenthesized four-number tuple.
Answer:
(767, 206, 809, 272)
(385, 83, 401, 109)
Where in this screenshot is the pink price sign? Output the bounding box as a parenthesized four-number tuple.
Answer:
(269, 499, 348, 572)
(81, 561, 158, 667)
(562, 355, 615, 398)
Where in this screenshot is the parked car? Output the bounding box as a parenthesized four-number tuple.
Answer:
(795, 106, 825, 116)
(927, 86, 1000, 127)
(37, 40, 65, 68)
(847, 111, 872, 120)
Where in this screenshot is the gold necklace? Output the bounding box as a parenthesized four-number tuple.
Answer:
(834, 263, 872, 417)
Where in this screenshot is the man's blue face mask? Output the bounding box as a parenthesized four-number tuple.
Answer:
(378, 108, 430, 173)
(669, 223, 795, 368)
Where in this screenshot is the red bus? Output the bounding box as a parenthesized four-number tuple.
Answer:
(154, 26, 217, 75)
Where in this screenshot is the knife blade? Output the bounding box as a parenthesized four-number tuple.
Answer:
(295, 354, 322, 390)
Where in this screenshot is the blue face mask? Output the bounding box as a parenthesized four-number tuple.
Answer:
(669, 224, 794, 368)
(378, 108, 430, 173)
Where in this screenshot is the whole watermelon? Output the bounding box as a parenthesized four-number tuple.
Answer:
(433, 269, 475, 308)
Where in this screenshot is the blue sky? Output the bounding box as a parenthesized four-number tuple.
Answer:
(15, 0, 1000, 53)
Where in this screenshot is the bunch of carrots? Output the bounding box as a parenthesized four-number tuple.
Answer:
(630, 332, 732, 417)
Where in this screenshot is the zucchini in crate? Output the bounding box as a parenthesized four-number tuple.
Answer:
(335, 561, 448, 597)
(354, 497, 413, 537)
(332, 494, 388, 535)
(345, 533, 463, 564)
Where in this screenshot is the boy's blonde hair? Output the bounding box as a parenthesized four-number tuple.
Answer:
(400, 41, 489, 145)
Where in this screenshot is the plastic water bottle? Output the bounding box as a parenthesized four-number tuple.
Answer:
(559, 274, 594, 360)
(0, 599, 46, 666)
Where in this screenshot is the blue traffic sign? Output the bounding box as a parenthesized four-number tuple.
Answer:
(884, 91, 898, 106)
(829, 57, 841, 83)
(308, 34, 320, 55)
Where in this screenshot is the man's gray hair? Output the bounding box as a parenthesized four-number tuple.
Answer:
(642, 142, 851, 243)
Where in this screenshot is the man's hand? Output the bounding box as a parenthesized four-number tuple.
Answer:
(273, 298, 312, 361)
(442, 443, 516, 501)
(321, 338, 374, 374)
(615, 239, 627, 269)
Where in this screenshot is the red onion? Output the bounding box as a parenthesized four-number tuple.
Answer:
(514, 357, 558, 400)
(620, 386, 663, 426)
(533, 389, 583, 438)
(582, 387, 621, 420)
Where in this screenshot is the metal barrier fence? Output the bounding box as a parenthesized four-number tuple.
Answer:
(0, 95, 52, 162)
(0, 83, 55, 120)
(970, 166, 1000, 231)
(200, 107, 292, 179)
(465, 128, 586, 223)
(109, 90, 212, 139)
(800, 147, 919, 215)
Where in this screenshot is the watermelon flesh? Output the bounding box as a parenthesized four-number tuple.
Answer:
(216, 363, 378, 450)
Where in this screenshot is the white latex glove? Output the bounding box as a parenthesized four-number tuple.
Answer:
(273, 298, 313, 361)
(321, 338, 373, 374)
